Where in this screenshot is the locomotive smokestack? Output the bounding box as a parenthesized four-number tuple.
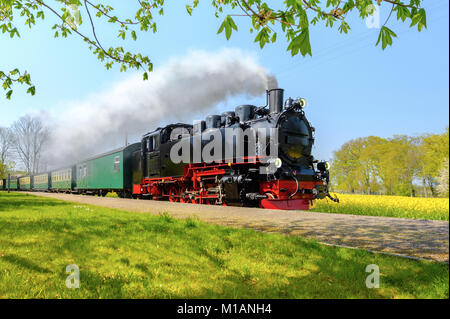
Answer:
(268, 88, 284, 114)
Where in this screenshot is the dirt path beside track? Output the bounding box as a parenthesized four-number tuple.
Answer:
(25, 192, 449, 263)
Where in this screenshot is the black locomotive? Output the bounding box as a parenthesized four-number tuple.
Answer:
(133, 88, 336, 209)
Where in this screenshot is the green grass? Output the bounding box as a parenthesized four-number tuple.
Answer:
(0, 192, 448, 299)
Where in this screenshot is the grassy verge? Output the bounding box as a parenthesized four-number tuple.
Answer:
(0, 192, 448, 298)
(313, 194, 449, 221)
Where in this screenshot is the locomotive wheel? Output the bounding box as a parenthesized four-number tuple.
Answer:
(168, 188, 179, 202)
(179, 192, 188, 203)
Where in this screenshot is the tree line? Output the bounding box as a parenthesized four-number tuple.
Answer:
(0, 115, 49, 178)
(330, 128, 449, 198)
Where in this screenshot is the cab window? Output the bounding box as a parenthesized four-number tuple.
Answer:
(154, 135, 160, 150)
(147, 135, 160, 152)
(149, 136, 154, 151)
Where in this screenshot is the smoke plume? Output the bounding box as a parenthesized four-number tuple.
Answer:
(45, 49, 277, 167)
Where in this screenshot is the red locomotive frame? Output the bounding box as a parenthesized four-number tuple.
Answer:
(132, 157, 324, 210)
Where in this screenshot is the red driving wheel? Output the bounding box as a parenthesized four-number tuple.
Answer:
(168, 188, 179, 202)
(179, 193, 188, 203)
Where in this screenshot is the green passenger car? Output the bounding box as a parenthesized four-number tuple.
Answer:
(75, 143, 140, 196)
(19, 176, 32, 190)
(51, 167, 75, 191)
(9, 176, 18, 190)
(33, 173, 50, 191)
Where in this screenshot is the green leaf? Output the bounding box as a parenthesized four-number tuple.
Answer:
(410, 9, 427, 31)
(287, 28, 311, 56)
(186, 5, 193, 16)
(217, 19, 226, 35)
(218, 16, 237, 40)
(254, 28, 270, 49)
(26, 86, 35, 96)
(271, 32, 277, 43)
(376, 26, 397, 50)
(338, 21, 350, 34)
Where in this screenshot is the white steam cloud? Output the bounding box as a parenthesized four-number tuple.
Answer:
(44, 49, 277, 167)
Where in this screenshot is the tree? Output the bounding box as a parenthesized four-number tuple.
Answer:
(1, 0, 427, 99)
(0, 161, 9, 178)
(417, 128, 449, 197)
(0, 127, 14, 178)
(11, 115, 49, 174)
(375, 135, 420, 196)
(437, 158, 449, 198)
(331, 136, 385, 194)
(0, 126, 13, 164)
(331, 138, 363, 193)
(355, 136, 385, 194)
(401, 136, 422, 197)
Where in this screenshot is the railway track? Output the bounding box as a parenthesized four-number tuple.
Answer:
(26, 192, 450, 263)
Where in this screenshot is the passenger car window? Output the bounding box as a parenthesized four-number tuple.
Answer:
(114, 156, 120, 172)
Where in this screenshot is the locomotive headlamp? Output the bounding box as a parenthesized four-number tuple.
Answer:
(317, 161, 330, 171)
(296, 98, 307, 108)
(267, 157, 283, 169)
(274, 157, 283, 169)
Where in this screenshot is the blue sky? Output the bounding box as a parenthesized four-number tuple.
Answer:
(0, 0, 448, 161)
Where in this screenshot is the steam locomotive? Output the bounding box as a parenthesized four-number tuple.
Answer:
(132, 88, 337, 210)
(2, 88, 337, 210)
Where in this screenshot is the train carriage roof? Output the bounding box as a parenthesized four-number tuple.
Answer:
(36, 143, 141, 176)
(74, 142, 141, 164)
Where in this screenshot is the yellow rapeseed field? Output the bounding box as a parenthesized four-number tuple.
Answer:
(313, 194, 449, 221)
